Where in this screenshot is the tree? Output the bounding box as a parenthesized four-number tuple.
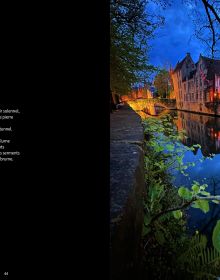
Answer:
(200, 0, 220, 57)
(154, 69, 171, 98)
(185, 0, 220, 58)
(110, 0, 164, 96)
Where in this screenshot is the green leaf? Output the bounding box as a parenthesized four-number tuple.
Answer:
(192, 180, 199, 185)
(155, 230, 165, 245)
(192, 200, 209, 213)
(166, 144, 174, 151)
(192, 184, 200, 194)
(150, 184, 164, 201)
(178, 187, 193, 200)
(144, 215, 152, 226)
(200, 191, 210, 196)
(176, 155, 184, 164)
(154, 145, 164, 152)
(172, 210, 182, 219)
(212, 220, 220, 253)
(212, 200, 220, 204)
(142, 225, 151, 237)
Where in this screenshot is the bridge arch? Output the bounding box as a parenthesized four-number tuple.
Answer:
(127, 98, 176, 115)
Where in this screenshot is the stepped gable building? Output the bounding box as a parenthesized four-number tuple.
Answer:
(171, 53, 220, 115)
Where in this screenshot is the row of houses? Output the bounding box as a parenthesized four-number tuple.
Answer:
(171, 53, 220, 115)
(113, 53, 220, 116)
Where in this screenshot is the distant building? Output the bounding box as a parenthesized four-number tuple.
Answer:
(147, 85, 156, 98)
(171, 53, 220, 115)
(120, 84, 156, 101)
(136, 87, 147, 99)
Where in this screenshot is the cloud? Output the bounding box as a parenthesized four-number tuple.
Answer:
(148, 0, 207, 72)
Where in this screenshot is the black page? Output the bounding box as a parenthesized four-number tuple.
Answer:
(0, 14, 27, 278)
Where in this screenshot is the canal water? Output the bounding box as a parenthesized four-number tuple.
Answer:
(171, 110, 220, 239)
(147, 108, 220, 239)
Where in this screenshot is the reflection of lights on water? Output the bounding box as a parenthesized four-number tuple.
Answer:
(176, 111, 220, 155)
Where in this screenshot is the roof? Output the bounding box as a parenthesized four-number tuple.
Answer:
(173, 57, 186, 72)
(201, 55, 220, 80)
(173, 54, 220, 81)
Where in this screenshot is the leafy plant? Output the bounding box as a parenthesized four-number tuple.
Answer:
(212, 220, 220, 253)
(141, 114, 220, 279)
(177, 233, 220, 279)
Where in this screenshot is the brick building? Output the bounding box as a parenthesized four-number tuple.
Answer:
(120, 85, 156, 102)
(171, 53, 220, 115)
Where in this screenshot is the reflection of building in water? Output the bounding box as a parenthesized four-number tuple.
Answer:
(175, 111, 220, 156)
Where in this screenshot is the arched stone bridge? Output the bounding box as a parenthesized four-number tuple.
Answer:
(127, 98, 176, 115)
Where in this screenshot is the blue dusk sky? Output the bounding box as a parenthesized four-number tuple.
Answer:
(147, 0, 220, 71)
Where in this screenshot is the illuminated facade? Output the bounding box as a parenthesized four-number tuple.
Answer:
(120, 85, 155, 101)
(171, 53, 220, 115)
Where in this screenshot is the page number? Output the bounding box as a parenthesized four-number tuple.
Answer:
(4, 272, 8, 275)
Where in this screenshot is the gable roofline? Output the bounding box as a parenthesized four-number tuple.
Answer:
(199, 55, 220, 65)
(173, 57, 186, 72)
(173, 53, 194, 73)
(173, 54, 220, 75)
(200, 55, 220, 79)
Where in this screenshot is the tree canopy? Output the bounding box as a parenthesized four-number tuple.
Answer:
(154, 69, 171, 98)
(110, 0, 220, 97)
(110, 0, 163, 96)
(185, 0, 220, 58)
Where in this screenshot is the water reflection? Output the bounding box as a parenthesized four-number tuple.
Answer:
(175, 111, 220, 157)
(142, 108, 220, 238)
(170, 111, 220, 238)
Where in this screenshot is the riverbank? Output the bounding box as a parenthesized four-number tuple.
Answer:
(110, 104, 145, 280)
(110, 105, 220, 279)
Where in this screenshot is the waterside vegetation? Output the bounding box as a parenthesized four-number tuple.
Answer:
(141, 114, 220, 279)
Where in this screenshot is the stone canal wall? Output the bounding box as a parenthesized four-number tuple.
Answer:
(177, 101, 220, 116)
(110, 104, 145, 280)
